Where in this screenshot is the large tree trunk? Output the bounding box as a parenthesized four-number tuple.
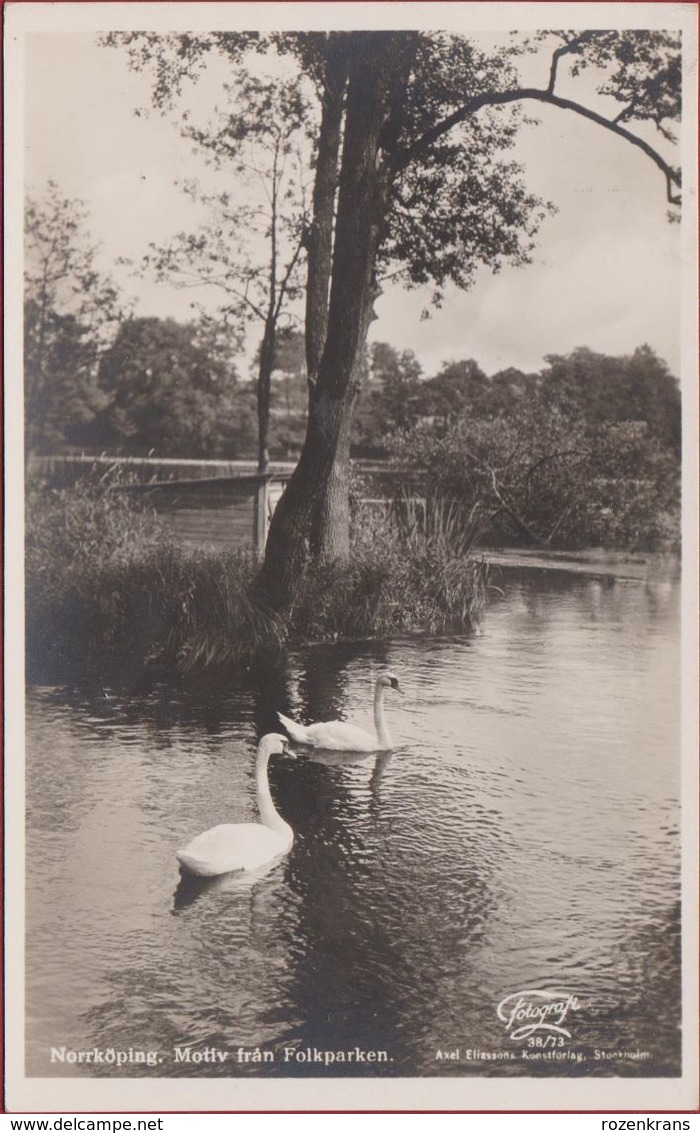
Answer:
(258, 35, 401, 608)
(304, 40, 348, 384)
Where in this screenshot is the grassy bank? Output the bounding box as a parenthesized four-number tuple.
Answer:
(26, 483, 487, 686)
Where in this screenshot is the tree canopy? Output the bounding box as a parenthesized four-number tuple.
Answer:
(24, 181, 123, 451)
(96, 316, 246, 457)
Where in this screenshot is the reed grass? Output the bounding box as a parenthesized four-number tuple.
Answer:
(26, 482, 486, 684)
(289, 493, 487, 640)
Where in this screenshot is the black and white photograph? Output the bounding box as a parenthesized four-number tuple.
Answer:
(5, 0, 698, 1114)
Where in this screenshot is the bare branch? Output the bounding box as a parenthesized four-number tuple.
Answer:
(274, 235, 306, 322)
(161, 262, 268, 321)
(613, 100, 638, 125)
(547, 36, 585, 95)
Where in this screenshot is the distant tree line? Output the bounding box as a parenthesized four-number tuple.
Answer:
(356, 339, 680, 456)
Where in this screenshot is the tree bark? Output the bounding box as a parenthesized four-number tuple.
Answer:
(258, 34, 401, 607)
(304, 42, 347, 384)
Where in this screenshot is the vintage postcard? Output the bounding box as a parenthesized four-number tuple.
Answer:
(5, 0, 699, 1114)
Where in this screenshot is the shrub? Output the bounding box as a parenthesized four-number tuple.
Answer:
(391, 409, 681, 552)
(26, 480, 169, 681)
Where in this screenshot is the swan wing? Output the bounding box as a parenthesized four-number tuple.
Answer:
(277, 712, 317, 746)
(176, 822, 292, 877)
(277, 713, 380, 751)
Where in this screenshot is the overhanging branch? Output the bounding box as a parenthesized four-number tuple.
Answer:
(397, 86, 681, 207)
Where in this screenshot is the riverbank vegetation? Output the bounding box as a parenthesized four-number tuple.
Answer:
(25, 326, 681, 683)
(25, 480, 488, 685)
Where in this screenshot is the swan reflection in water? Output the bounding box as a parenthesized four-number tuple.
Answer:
(172, 857, 284, 911)
(303, 746, 397, 789)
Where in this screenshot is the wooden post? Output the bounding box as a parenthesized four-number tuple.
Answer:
(254, 477, 270, 559)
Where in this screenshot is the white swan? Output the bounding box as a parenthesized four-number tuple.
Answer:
(277, 672, 402, 752)
(176, 734, 296, 878)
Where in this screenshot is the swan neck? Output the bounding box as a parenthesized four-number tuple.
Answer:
(373, 683, 392, 748)
(255, 751, 288, 832)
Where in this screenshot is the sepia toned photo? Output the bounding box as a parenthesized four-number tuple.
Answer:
(4, 1, 698, 1114)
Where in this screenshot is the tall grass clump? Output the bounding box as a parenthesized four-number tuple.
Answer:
(290, 494, 487, 641)
(25, 480, 284, 684)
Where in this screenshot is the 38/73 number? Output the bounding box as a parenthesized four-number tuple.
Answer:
(526, 1035, 566, 1048)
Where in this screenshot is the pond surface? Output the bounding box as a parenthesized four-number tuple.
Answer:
(26, 564, 681, 1079)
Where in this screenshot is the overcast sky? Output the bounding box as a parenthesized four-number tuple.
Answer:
(22, 20, 684, 379)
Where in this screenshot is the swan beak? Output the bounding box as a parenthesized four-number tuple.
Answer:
(392, 680, 403, 694)
(283, 743, 297, 759)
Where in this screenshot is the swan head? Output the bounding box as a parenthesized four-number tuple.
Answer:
(257, 733, 296, 759)
(377, 672, 402, 694)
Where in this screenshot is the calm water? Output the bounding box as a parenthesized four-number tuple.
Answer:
(26, 566, 682, 1079)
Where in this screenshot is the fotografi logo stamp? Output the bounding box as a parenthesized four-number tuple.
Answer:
(497, 989, 581, 1041)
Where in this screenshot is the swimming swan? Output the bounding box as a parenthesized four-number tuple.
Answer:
(277, 672, 402, 752)
(176, 734, 296, 878)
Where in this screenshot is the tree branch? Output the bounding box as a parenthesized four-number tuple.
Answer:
(547, 503, 573, 544)
(547, 36, 584, 95)
(174, 269, 267, 322)
(397, 86, 681, 206)
(486, 466, 550, 547)
(273, 234, 305, 323)
(524, 447, 588, 503)
(613, 99, 638, 125)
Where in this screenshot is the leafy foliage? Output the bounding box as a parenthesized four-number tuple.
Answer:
(353, 343, 423, 450)
(539, 345, 681, 453)
(383, 34, 555, 300)
(24, 182, 123, 450)
(142, 68, 311, 335)
(100, 32, 260, 110)
(96, 316, 246, 457)
(391, 346, 681, 551)
(534, 30, 682, 135)
(263, 328, 309, 456)
(136, 64, 313, 468)
(420, 359, 492, 427)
